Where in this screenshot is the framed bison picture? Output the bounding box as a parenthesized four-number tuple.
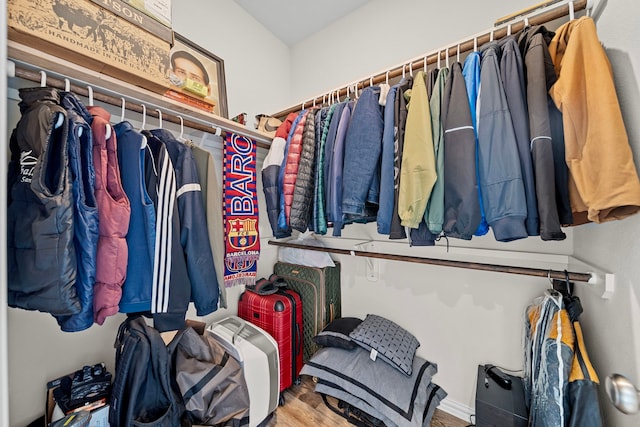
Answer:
(165, 33, 228, 118)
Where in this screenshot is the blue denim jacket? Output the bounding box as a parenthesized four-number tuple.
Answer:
(342, 86, 384, 217)
(377, 85, 398, 235)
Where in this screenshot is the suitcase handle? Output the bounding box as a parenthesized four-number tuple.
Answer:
(225, 317, 247, 345)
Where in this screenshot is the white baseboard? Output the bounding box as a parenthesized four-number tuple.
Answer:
(439, 398, 474, 423)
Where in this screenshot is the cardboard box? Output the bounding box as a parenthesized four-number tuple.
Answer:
(122, 0, 171, 28)
(45, 366, 111, 427)
(89, 0, 173, 43)
(8, 0, 171, 94)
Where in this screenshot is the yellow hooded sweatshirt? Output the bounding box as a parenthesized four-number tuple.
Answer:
(549, 16, 640, 224)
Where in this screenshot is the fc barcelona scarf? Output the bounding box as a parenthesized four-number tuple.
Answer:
(223, 133, 260, 287)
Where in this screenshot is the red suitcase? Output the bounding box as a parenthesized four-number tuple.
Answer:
(238, 288, 303, 392)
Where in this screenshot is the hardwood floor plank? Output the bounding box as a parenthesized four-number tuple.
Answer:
(265, 376, 469, 426)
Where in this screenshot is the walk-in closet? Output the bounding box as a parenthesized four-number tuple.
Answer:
(2, 0, 640, 426)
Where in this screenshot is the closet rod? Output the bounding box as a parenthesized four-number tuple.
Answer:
(268, 240, 594, 283)
(272, 0, 589, 120)
(11, 65, 271, 150)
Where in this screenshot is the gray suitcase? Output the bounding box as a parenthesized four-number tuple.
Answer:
(207, 316, 279, 427)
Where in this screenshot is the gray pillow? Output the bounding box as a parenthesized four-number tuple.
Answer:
(348, 314, 420, 376)
(313, 317, 362, 350)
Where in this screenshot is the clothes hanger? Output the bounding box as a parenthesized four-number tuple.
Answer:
(457, 44, 461, 63)
(437, 51, 441, 70)
(369, 76, 374, 88)
(409, 62, 413, 77)
(445, 47, 450, 69)
(490, 29, 495, 42)
(154, 109, 162, 129)
(507, 23, 512, 36)
(120, 97, 126, 122)
(87, 85, 112, 139)
(402, 64, 406, 79)
(40, 70, 47, 87)
(386, 70, 390, 85)
(569, 0, 575, 21)
(474, 37, 478, 52)
(140, 104, 146, 131)
(178, 116, 185, 141)
(424, 55, 428, 73)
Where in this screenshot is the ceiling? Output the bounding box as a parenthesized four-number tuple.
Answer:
(233, 0, 370, 46)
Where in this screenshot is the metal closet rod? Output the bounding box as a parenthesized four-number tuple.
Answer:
(12, 66, 271, 150)
(272, 0, 588, 120)
(267, 240, 594, 283)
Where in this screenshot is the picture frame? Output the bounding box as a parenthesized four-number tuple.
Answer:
(166, 33, 228, 118)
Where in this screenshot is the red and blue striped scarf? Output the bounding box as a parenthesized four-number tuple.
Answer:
(223, 133, 260, 287)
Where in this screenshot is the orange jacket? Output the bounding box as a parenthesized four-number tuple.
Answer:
(549, 17, 640, 224)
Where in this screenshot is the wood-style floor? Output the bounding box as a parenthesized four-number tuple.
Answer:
(265, 376, 469, 427)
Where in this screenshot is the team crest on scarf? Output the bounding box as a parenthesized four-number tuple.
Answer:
(223, 133, 260, 287)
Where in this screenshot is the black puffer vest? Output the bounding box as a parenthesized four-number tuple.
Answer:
(8, 87, 80, 316)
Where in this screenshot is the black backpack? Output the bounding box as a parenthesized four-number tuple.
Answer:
(109, 316, 183, 427)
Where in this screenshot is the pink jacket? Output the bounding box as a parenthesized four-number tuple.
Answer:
(89, 107, 131, 324)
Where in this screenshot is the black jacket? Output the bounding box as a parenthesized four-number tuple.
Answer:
(290, 109, 317, 232)
(441, 62, 481, 240)
(8, 87, 80, 316)
(518, 26, 572, 240)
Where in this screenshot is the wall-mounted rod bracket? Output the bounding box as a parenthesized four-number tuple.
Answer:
(588, 271, 615, 300)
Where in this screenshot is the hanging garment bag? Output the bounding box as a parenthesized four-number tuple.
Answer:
(273, 262, 341, 361)
(238, 286, 303, 395)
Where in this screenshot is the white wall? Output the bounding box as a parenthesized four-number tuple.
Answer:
(172, 0, 292, 124)
(283, 0, 640, 423)
(5, 1, 290, 426)
(287, 0, 534, 110)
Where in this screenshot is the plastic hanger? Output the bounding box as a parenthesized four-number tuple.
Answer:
(40, 70, 47, 87)
(386, 70, 390, 85)
(474, 37, 478, 52)
(424, 55, 428, 73)
(64, 78, 70, 92)
(155, 109, 162, 129)
(87, 86, 94, 106)
(437, 51, 441, 70)
(569, 0, 575, 20)
(507, 24, 512, 36)
(402, 64, 406, 79)
(445, 47, 450, 69)
(490, 29, 495, 42)
(178, 116, 185, 141)
(457, 44, 461, 63)
(140, 104, 146, 131)
(408, 62, 413, 77)
(369, 76, 374, 87)
(120, 97, 126, 122)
